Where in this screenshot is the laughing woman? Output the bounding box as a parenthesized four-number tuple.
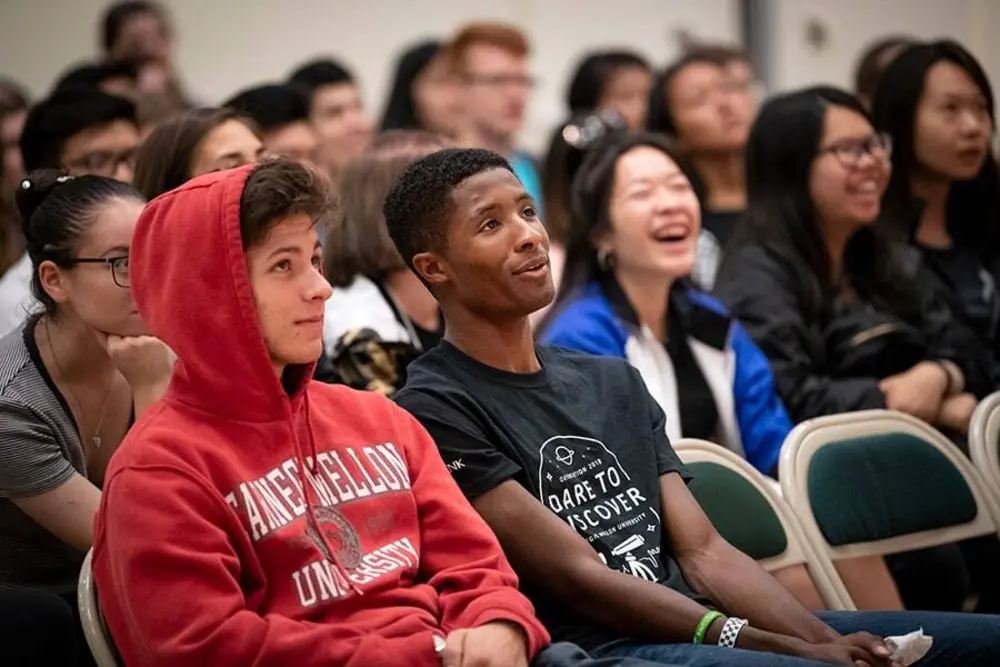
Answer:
(540, 133, 791, 479)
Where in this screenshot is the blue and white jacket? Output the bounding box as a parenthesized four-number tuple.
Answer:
(541, 280, 792, 476)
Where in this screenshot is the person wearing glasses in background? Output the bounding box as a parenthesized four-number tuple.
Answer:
(449, 21, 544, 209)
(0, 170, 172, 665)
(716, 87, 994, 616)
(0, 90, 140, 339)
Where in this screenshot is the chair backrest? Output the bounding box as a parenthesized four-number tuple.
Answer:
(77, 549, 123, 667)
(674, 438, 854, 610)
(780, 410, 1000, 563)
(969, 391, 1000, 503)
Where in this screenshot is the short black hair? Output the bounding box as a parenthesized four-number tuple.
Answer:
(288, 59, 355, 101)
(20, 91, 138, 171)
(52, 60, 139, 96)
(223, 84, 310, 134)
(383, 148, 513, 270)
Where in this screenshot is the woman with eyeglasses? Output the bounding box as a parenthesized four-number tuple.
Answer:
(717, 85, 990, 440)
(874, 40, 1000, 387)
(0, 169, 172, 662)
(715, 87, 994, 614)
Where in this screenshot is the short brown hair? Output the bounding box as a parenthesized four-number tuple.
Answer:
(324, 130, 448, 287)
(133, 107, 259, 200)
(240, 157, 334, 249)
(446, 21, 530, 73)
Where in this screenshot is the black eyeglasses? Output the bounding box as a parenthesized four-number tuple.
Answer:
(62, 149, 137, 178)
(818, 132, 892, 168)
(66, 256, 130, 288)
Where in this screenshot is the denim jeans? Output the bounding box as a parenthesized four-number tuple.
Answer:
(591, 610, 1000, 666)
(534, 642, 683, 666)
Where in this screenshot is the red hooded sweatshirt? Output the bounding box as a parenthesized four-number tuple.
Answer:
(92, 165, 550, 667)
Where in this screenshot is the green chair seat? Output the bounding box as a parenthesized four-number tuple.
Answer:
(687, 461, 787, 560)
(807, 432, 978, 547)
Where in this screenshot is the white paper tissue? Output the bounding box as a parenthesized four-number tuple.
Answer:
(884, 629, 933, 666)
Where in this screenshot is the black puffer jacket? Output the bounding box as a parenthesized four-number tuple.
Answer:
(714, 244, 992, 422)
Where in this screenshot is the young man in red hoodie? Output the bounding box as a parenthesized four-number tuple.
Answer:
(92, 158, 658, 667)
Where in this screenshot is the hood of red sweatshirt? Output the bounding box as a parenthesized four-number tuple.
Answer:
(131, 165, 312, 421)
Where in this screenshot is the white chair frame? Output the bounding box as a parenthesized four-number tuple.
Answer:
(675, 438, 854, 610)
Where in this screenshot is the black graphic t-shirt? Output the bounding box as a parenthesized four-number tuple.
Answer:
(395, 341, 702, 650)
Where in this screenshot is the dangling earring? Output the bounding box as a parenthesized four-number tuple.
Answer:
(597, 248, 617, 272)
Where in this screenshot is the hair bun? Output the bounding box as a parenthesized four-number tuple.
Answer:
(15, 169, 75, 241)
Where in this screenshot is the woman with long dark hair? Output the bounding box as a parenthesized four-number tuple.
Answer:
(541, 132, 792, 478)
(874, 40, 1000, 384)
(715, 86, 994, 612)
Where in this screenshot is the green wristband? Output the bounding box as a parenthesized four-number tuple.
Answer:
(693, 610, 725, 644)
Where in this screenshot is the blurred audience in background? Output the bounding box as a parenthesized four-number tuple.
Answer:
(132, 107, 263, 200)
(380, 40, 464, 136)
(2, 5, 1000, 665)
(288, 58, 373, 182)
(448, 21, 543, 206)
(854, 35, 915, 109)
(224, 84, 319, 165)
(566, 50, 654, 131)
(648, 45, 759, 251)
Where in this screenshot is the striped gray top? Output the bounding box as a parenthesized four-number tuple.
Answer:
(0, 316, 87, 593)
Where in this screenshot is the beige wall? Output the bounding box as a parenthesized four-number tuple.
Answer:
(768, 0, 996, 93)
(2, 0, 996, 151)
(0, 0, 740, 151)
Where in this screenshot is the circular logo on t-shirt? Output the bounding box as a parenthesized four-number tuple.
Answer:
(306, 505, 362, 570)
(537, 435, 664, 583)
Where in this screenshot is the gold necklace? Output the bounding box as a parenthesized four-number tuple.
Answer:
(43, 318, 113, 449)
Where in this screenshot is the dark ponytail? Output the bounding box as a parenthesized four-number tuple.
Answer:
(16, 169, 142, 315)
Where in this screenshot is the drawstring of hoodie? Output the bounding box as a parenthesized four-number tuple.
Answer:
(296, 390, 364, 597)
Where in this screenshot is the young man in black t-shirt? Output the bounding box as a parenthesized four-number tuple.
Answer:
(386, 147, 1000, 667)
